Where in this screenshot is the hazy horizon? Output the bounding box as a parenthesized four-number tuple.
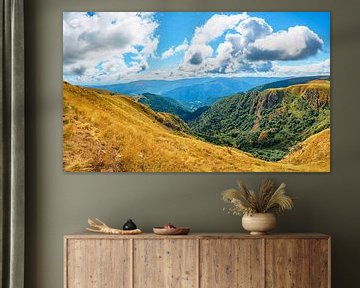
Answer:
(65, 74, 330, 87)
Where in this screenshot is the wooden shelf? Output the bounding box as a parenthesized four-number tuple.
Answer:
(65, 232, 330, 239)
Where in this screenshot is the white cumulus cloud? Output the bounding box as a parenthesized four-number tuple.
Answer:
(236, 17, 273, 43)
(181, 13, 248, 71)
(179, 16, 324, 75)
(63, 12, 159, 84)
(192, 13, 248, 45)
(161, 40, 189, 59)
(247, 26, 324, 61)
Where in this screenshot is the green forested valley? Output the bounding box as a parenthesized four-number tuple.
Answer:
(189, 79, 330, 161)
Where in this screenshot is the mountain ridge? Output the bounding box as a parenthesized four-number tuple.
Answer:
(250, 75, 330, 92)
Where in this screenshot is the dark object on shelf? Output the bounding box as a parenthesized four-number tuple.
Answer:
(123, 219, 137, 230)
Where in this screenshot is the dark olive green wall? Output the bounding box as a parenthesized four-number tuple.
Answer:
(25, 0, 360, 287)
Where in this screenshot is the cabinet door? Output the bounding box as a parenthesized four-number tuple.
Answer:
(309, 239, 330, 288)
(66, 239, 131, 288)
(266, 239, 310, 288)
(133, 239, 198, 288)
(200, 239, 264, 288)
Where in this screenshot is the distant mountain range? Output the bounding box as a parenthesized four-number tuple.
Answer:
(90, 77, 284, 110)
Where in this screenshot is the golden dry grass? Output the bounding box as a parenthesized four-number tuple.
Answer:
(63, 82, 330, 172)
(280, 128, 330, 172)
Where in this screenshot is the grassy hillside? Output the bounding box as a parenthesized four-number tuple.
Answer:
(63, 82, 329, 172)
(190, 79, 330, 161)
(280, 128, 330, 172)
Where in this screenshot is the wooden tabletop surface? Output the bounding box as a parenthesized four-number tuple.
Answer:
(65, 232, 330, 239)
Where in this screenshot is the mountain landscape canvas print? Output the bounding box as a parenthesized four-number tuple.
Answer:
(63, 12, 330, 172)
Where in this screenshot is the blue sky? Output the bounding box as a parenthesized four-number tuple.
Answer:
(63, 12, 330, 85)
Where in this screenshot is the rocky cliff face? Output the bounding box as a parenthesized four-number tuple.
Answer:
(252, 89, 285, 112)
(302, 87, 330, 110)
(251, 89, 285, 131)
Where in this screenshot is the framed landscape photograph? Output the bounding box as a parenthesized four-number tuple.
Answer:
(63, 12, 330, 172)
